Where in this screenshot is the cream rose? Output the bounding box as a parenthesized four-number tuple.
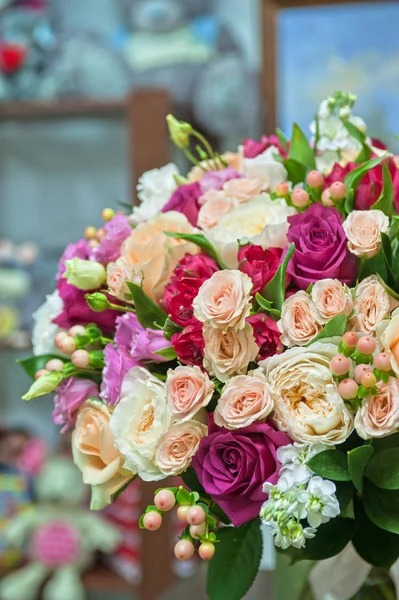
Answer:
(243, 146, 288, 192)
(198, 190, 237, 230)
(110, 367, 171, 481)
(155, 421, 208, 476)
(122, 211, 199, 302)
(279, 291, 322, 347)
(107, 258, 135, 301)
(72, 400, 131, 510)
(223, 178, 264, 204)
(214, 370, 273, 429)
(343, 210, 389, 259)
(193, 270, 252, 331)
(311, 279, 353, 323)
(355, 378, 399, 439)
(380, 308, 399, 375)
(203, 322, 258, 382)
(354, 276, 397, 334)
(261, 343, 354, 445)
(166, 365, 215, 422)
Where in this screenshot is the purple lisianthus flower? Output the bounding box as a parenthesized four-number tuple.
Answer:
(192, 414, 289, 526)
(53, 377, 99, 432)
(56, 239, 91, 281)
(161, 182, 201, 226)
(100, 343, 140, 406)
(92, 213, 131, 265)
(286, 203, 357, 290)
(115, 312, 171, 361)
(199, 166, 242, 194)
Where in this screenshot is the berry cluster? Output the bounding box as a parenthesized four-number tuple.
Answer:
(84, 208, 115, 250)
(274, 170, 347, 214)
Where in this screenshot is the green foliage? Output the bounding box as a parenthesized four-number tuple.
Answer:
(342, 120, 371, 162)
(260, 243, 295, 311)
(353, 502, 399, 568)
(283, 159, 307, 186)
(181, 467, 205, 495)
(255, 294, 281, 318)
(126, 282, 167, 330)
(366, 448, 399, 490)
(305, 315, 347, 346)
(363, 481, 399, 534)
(344, 156, 384, 213)
(358, 250, 388, 283)
(275, 127, 288, 152)
(334, 481, 355, 512)
(372, 432, 399, 452)
(17, 354, 66, 380)
(348, 445, 374, 492)
(307, 450, 351, 481)
(288, 123, 316, 170)
(371, 163, 394, 217)
(163, 231, 227, 269)
(154, 347, 178, 361)
(207, 519, 262, 600)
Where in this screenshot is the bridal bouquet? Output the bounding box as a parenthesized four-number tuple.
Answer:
(21, 91, 399, 599)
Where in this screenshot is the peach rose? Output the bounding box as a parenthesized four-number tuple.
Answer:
(107, 258, 136, 302)
(193, 270, 252, 331)
(72, 400, 131, 510)
(311, 279, 353, 323)
(203, 322, 258, 382)
(354, 276, 397, 334)
(214, 370, 273, 429)
(279, 291, 322, 347)
(355, 378, 399, 439)
(380, 309, 399, 375)
(198, 190, 238, 230)
(343, 210, 389, 259)
(122, 211, 199, 302)
(188, 152, 242, 182)
(223, 178, 264, 204)
(155, 420, 208, 476)
(166, 365, 215, 422)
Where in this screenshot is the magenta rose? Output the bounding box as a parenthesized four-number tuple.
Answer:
(56, 238, 91, 281)
(192, 414, 290, 526)
(115, 312, 170, 361)
(247, 314, 283, 360)
(162, 254, 219, 327)
(200, 167, 241, 194)
(52, 377, 99, 432)
(238, 245, 282, 294)
(243, 134, 287, 159)
(172, 322, 205, 367)
(100, 343, 140, 406)
(92, 213, 131, 265)
(286, 204, 357, 290)
(162, 182, 201, 226)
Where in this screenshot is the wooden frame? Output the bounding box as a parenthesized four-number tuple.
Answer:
(261, 0, 396, 133)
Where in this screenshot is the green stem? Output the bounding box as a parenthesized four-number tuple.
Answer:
(379, 583, 396, 600)
(192, 130, 214, 159)
(109, 302, 135, 313)
(101, 336, 113, 344)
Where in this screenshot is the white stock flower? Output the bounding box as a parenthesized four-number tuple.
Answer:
(32, 290, 64, 356)
(130, 163, 179, 224)
(298, 476, 340, 529)
(271, 520, 316, 550)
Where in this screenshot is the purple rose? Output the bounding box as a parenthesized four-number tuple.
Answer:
(192, 414, 290, 526)
(162, 182, 201, 226)
(100, 343, 140, 406)
(199, 167, 241, 194)
(56, 239, 91, 281)
(287, 204, 357, 290)
(92, 213, 132, 265)
(52, 377, 99, 432)
(115, 312, 171, 361)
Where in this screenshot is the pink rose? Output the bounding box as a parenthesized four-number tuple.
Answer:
(355, 378, 399, 439)
(198, 190, 238, 230)
(166, 365, 214, 421)
(379, 310, 399, 375)
(343, 210, 389, 259)
(193, 270, 253, 331)
(107, 258, 134, 301)
(279, 291, 322, 347)
(171, 323, 205, 367)
(247, 314, 283, 360)
(214, 371, 273, 430)
(223, 178, 264, 204)
(311, 279, 353, 323)
(155, 421, 208, 476)
(354, 276, 397, 335)
(52, 377, 99, 433)
(203, 322, 258, 382)
(238, 245, 282, 295)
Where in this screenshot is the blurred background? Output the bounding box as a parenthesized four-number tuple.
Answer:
(0, 0, 398, 598)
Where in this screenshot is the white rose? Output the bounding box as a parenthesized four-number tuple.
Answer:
(32, 290, 64, 356)
(354, 276, 397, 335)
(279, 291, 322, 347)
(130, 163, 179, 224)
(261, 343, 354, 445)
(203, 322, 258, 382)
(343, 210, 389, 259)
(311, 279, 353, 323)
(155, 421, 208, 476)
(243, 146, 288, 191)
(110, 367, 172, 481)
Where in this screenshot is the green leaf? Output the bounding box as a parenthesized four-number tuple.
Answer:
(288, 123, 316, 170)
(342, 120, 371, 162)
(344, 155, 385, 213)
(17, 354, 66, 380)
(275, 128, 288, 152)
(380, 232, 397, 288)
(359, 250, 388, 282)
(348, 445, 374, 492)
(366, 448, 399, 490)
(181, 467, 205, 495)
(154, 346, 177, 361)
(334, 481, 355, 512)
(260, 243, 295, 311)
(282, 159, 307, 186)
(207, 519, 262, 600)
(255, 293, 281, 318)
(306, 314, 347, 346)
(371, 162, 394, 217)
(353, 501, 399, 568)
(363, 481, 399, 534)
(375, 274, 399, 301)
(163, 232, 227, 269)
(307, 450, 351, 482)
(176, 488, 192, 505)
(126, 282, 167, 330)
(372, 432, 399, 452)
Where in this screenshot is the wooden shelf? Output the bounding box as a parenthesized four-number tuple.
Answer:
(0, 98, 127, 121)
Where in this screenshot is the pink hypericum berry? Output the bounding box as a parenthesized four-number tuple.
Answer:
(45, 359, 64, 372)
(361, 372, 377, 388)
(154, 490, 176, 512)
(330, 181, 347, 200)
(68, 325, 87, 337)
(357, 336, 377, 355)
(338, 378, 359, 400)
(354, 364, 373, 384)
(88, 239, 99, 250)
(275, 182, 289, 197)
(342, 331, 359, 349)
(71, 349, 90, 369)
(35, 369, 49, 379)
(58, 336, 77, 355)
(307, 170, 324, 188)
(84, 226, 97, 239)
(330, 355, 351, 376)
(101, 208, 115, 222)
(186, 506, 206, 526)
(176, 505, 190, 523)
(190, 523, 206, 539)
(374, 352, 392, 372)
(143, 512, 162, 531)
(291, 189, 309, 208)
(199, 542, 215, 561)
(321, 188, 334, 207)
(54, 331, 68, 348)
(174, 540, 195, 561)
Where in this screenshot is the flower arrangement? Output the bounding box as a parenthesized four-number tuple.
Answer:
(21, 91, 399, 599)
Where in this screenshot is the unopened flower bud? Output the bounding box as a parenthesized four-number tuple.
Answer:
(85, 292, 110, 312)
(22, 371, 64, 401)
(166, 114, 192, 149)
(64, 258, 106, 291)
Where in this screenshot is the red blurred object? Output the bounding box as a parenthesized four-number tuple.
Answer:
(0, 44, 28, 74)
